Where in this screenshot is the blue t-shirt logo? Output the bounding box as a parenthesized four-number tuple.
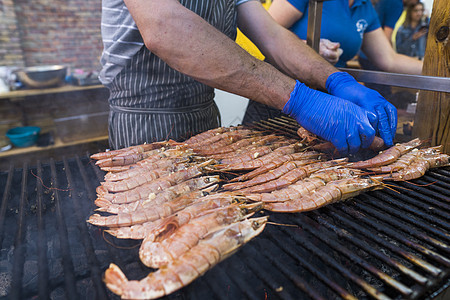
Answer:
(356, 19, 368, 38)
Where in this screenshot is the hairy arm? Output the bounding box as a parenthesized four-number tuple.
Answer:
(241, 0, 338, 88)
(123, 0, 297, 110)
(362, 28, 423, 74)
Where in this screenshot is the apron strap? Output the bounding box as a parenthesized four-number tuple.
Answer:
(110, 101, 216, 114)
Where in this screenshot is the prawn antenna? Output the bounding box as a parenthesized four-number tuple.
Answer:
(402, 180, 437, 187)
(267, 221, 299, 228)
(102, 230, 141, 250)
(368, 176, 403, 194)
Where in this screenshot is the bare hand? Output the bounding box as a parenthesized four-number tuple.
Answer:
(412, 28, 428, 40)
(319, 39, 343, 65)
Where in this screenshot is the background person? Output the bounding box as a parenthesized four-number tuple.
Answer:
(392, 0, 420, 50)
(243, 0, 421, 132)
(396, 2, 429, 59)
(357, 0, 403, 99)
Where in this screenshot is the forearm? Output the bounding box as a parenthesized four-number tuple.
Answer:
(261, 28, 338, 90)
(237, 2, 337, 90)
(363, 29, 423, 75)
(389, 53, 423, 74)
(124, 0, 294, 110)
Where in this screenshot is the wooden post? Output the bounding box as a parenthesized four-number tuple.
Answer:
(412, 0, 450, 153)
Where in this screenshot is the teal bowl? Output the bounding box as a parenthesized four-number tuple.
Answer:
(6, 126, 41, 147)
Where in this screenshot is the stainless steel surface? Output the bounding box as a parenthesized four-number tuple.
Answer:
(340, 68, 450, 93)
(305, 0, 449, 94)
(306, 0, 324, 52)
(15, 65, 67, 89)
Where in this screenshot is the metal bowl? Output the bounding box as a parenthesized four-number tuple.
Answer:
(16, 65, 67, 89)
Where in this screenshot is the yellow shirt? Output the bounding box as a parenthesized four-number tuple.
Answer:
(392, 10, 407, 51)
(235, 0, 272, 60)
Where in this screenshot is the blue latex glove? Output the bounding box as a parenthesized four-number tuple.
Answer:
(326, 71, 397, 146)
(283, 81, 377, 155)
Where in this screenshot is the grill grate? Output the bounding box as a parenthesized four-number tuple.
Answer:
(0, 135, 449, 299)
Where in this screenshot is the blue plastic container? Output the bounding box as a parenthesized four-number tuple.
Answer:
(6, 126, 41, 147)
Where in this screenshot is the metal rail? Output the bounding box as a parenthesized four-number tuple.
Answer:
(306, 0, 450, 94)
(340, 68, 450, 93)
(306, 0, 325, 52)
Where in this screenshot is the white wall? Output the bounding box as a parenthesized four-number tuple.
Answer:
(421, 0, 433, 17)
(214, 89, 249, 127)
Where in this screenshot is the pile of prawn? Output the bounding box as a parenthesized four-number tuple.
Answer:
(87, 124, 449, 299)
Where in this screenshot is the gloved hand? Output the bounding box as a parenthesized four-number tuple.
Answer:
(326, 71, 397, 146)
(283, 80, 377, 155)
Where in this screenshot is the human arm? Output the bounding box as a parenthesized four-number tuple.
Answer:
(361, 28, 423, 74)
(123, 0, 296, 110)
(412, 27, 429, 41)
(251, 0, 395, 145)
(123, 0, 373, 153)
(383, 26, 394, 43)
(381, 0, 404, 44)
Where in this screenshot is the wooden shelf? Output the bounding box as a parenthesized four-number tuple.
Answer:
(0, 84, 106, 101)
(0, 135, 109, 158)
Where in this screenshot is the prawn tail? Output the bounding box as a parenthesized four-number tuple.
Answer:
(104, 263, 129, 297)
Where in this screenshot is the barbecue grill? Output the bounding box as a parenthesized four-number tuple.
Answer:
(1, 119, 449, 299)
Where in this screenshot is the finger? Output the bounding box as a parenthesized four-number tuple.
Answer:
(358, 116, 376, 149)
(331, 131, 349, 156)
(366, 111, 378, 130)
(347, 129, 361, 154)
(375, 106, 393, 146)
(385, 103, 398, 137)
(321, 48, 339, 59)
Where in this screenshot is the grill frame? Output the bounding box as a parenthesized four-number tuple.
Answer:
(0, 147, 449, 299)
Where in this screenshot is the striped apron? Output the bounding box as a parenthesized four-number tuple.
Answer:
(108, 0, 238, 149)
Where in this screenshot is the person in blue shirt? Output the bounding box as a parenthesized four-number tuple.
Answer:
(268, 0, 423, 71)
(358, 0, 404, 99)
(396, 2, 429, 59)
(243, 0, 422, 137)
(372, 0, 404, 43)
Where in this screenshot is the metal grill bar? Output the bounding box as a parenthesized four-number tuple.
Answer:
(337, 204, 444, 276)
(0, 164, 13, 250)
(359, 194, 450, 247)
(36, 161, 49, 299)
(376, 188, 450, 227)
(68, 157, 108, 299)
(351, 201, 450, 267)
(312, 211, 429, 285)
(239, 245, 298, 300)
(254, 234, 327, 300)
(326, 205, 441, 277)
(51, 159, 78, 300)
(0, 149, 449, 299)
(292, 212, 414, 297)
(10, 164, 28, 300)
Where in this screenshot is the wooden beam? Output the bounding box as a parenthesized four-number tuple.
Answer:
(412, 0, 450, 153)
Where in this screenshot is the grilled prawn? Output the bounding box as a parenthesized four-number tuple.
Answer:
(139, 202, 263, 268)
(349, 138, 421, 169)
(95, 176, 219, 214)
(264, 176, 384, 212)
(104, 217, 268, 299)
(246, 167, 359, 203)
